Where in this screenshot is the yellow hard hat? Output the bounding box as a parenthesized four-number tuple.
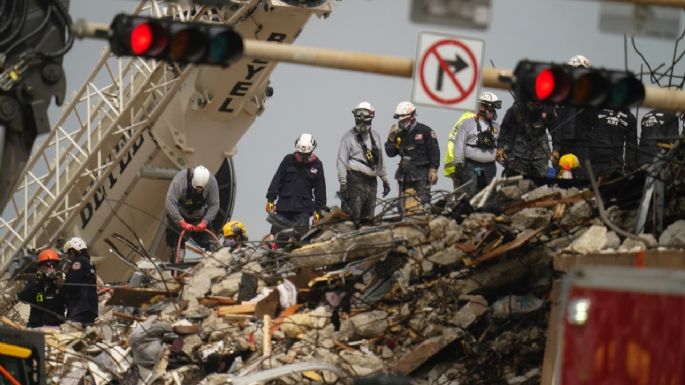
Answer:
(223, 220, 247, 239)
(559, 153, 580, 171)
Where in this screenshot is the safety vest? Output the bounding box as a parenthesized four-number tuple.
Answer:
(443, 112, 476, 176)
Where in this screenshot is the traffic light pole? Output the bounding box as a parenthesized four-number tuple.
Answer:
(243, 39, 683, 112)
(71, 21, 684, 112)
(604, 0, 685, 7)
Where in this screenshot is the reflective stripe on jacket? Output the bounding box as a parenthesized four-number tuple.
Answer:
(443, 112, 476, 176)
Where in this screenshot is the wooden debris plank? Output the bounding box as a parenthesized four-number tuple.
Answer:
(255, 290, 280, 318)
(216, 303, 256, 316)
(554, 250, 685, 272)
(112, 312, 146, 322)
(541, 280, 561, 385)
(106, 286, 179, 307)
(390, 329, 463, 375)
(199, 295, 237, 307)
(466, 227, 545, 266)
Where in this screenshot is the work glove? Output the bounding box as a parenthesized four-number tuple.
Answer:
(496, 148, 507, 163)
(428, 168, 438, 185)
(195, 220, 208, 232)
(265, 201, 275, 214)
(35, 270, 46, 281)
(53, 275, 64, 288)
(382, 179, 391, 197)
(551, 150, 560, 166)
(312, 211, 322, 225)
(387, 125, 399, 143)
(178, 220, 195, 232)
(339, 182, 349, 201)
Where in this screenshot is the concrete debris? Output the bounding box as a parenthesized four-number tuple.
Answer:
(511, 208, 552, 232)
(3, 178, 684, 385)
(566, 225, 608, 253)
(618, 233, 657, 252)
(659, 219, 685, 247)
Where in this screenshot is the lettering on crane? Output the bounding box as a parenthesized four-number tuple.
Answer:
(218, 32, 287, 113)
(79, 130, 146, 229)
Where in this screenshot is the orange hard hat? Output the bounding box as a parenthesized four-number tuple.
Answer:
(37, 249, 60, 264)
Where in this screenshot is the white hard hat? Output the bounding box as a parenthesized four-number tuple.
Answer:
(63, 237, 87, 253)
(393, 101, 416, 119)
(295, 133, 317, 154)
(568, 54, 592, 68)
(352, 101, 375, 121)
(191, 166, 211, 190)
(478, 91, 502, 109)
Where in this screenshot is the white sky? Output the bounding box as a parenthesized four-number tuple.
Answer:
(56, 0, 680, 238)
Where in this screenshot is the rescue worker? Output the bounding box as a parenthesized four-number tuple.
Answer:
(266, 133, 326, 233)
(17, 249, 66, 328)
(337, 101, 390, 227)
(550, 55, 594, 179)
(498, 101, 557, 179)
(220, 220, 248, 251)
(452, 92, 502, 197)
(165, 165, 220, 258)
(638, 109, 680, 166)
(590, 108, 638, 178)
(62, 237, 98, 325)
(385, 101, 440, 206)
(444, 110, 476, 189)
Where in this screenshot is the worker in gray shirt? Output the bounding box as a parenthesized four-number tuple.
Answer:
(453, 92, 502, 197)
(337, 102, 391, 227)
(165, 165, 220, 261)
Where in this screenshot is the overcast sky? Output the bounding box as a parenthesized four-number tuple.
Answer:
(57, 0, 680, 239)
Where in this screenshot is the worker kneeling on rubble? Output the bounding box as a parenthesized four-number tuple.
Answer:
(452, 92, 501, 197)
(17, 249, 67, 328)
(337, 101, 390, 227)
(385, 101, 440, 207)
(266, 133, 326, 232)
(63, 237, 98, 325)
(165, 165, 220, 259)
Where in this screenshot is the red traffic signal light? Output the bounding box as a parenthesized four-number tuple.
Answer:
(109, 14, 243, 66)
(513, 60, 645, 109)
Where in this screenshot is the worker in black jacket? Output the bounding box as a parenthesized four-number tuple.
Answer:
(498, 101, 556, 179)
(385, 101, 440, 206)
(17, 249, 66, 328)
(590, 108, 638, 178)
(62, 237, 98, 325)
(266, 133, 326, 234)
(638, 109, 681, 166)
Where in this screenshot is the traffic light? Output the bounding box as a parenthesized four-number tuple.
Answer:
(513, 60, 645, 109)
(108, 14, 244, 66)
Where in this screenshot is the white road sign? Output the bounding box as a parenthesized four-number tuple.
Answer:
(411, 32, 485, 111)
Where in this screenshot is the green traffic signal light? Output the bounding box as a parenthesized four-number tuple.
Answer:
(109, 14, 244, 66)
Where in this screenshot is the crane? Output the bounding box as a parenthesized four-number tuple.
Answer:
(0, 0, 334, 281)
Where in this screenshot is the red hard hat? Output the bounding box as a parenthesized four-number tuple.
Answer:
(37, 249, 60, 263)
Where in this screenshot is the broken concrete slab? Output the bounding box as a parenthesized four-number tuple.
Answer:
(290, 229, 395, 267)
(566, 225, 608, 254)
(618, 234, 657, 252)
(511, 208, 552, 232)
(349, 310, 389, 338)
(659, 219, 685, 247)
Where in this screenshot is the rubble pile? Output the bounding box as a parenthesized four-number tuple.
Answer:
(3, 181, 685, 385)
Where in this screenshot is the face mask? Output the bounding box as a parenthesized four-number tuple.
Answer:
(398, 118, 412, 130)
(295, 152, 311, 163)
(355, 120, 370, 134)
